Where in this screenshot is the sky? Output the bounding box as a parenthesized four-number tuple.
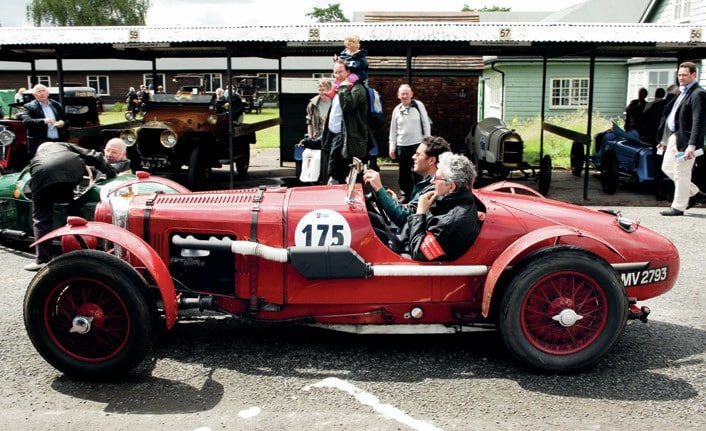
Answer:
(2, 0, 585, 27)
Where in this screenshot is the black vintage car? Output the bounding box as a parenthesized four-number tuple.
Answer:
(235, 75, 265, 114)
(0, 86, 121, 173)
(118, 93, 256, 190)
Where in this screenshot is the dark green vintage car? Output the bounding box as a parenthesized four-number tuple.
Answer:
(0, 167, 189, 243)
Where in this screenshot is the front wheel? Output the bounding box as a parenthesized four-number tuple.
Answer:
(498, 247, 627, 372)
(187, 145, 211, 190)
(23, 250, 157, 380)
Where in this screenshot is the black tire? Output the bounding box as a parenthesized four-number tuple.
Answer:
(601, 149, 619, 195)
(498, 247, 628, 372)
(234, 147, 250, 178)
(23, 250, 157, 380)
(187, 145, 210, 190)
(537, 154, 552, 196)
(570, 141, 584, 176)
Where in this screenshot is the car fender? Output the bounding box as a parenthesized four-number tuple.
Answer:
(31, 217, 178, 329)
(103, 171, 191, 196)
(481, 225, 624, 317)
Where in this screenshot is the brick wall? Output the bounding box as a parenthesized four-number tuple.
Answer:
(368, 75, 478, 155)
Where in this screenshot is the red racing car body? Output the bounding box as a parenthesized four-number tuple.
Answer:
(23, 164, 679, 379)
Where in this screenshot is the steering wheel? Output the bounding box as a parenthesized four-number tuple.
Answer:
(363, 183, 392, 226)
(74, 164, 95, 199)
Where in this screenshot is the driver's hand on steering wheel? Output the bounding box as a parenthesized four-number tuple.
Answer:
(362, 169, 384, 192)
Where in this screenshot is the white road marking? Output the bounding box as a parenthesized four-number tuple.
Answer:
(238, 406, 262, 419)
(303, 377, 443, 431)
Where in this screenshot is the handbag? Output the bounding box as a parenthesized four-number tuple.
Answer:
(299, 148, 321, 183)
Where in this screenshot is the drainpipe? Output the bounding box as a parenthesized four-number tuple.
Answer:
(491, 61, 505, 119)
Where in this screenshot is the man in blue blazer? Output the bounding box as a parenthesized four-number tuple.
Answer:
(657, 62, 706, 215)
(21, 84, 68, 158)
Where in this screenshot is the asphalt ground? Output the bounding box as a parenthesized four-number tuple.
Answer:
(1, 147, 705, 430)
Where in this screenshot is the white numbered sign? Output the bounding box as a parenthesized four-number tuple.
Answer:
(294, 209, 352, 247)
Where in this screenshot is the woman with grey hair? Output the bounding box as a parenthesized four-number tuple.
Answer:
(402, 152, 480, 261)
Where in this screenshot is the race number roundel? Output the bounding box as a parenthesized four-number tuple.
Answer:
(294, 209, 352, 247)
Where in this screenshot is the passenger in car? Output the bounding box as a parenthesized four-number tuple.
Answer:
(399, 152, 480, 261)
(363, 135, 450, 229)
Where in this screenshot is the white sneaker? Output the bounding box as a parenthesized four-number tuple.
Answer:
(23, 262, 47, 272)
(327, 177, 340, 185)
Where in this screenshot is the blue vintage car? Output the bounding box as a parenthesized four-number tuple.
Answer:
(571, 123, 658, 194)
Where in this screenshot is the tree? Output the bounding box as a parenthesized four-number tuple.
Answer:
(462, 4, 511, 12)
(306, 3, 349, 23)
(27, 0, 152, 26)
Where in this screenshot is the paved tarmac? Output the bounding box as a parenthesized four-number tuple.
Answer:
(246, 147, 669, 209)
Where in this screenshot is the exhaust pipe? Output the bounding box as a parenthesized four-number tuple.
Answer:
(0, 229, 29, 241)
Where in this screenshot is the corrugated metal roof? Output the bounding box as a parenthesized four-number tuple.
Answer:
(0, 22, 704, 62)
(0, 22, 700, 44)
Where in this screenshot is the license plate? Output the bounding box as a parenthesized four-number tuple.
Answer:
(620, 266, 668, 287)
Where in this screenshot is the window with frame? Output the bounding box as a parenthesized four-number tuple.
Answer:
(202, 73, 222, 93)
(258, 73, 278, 94)
(312, 72, 334, 80)
(550, 78, 589, 108)
(627, 69, 675, 103)
(87, 75, 109, 96)
(487, 74, 502, 108)
(674, 0, 691, 21)
(143, 73, 166, 93)
(28, 75, 51, 87)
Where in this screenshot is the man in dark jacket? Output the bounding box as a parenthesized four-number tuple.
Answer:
(322, 59, 371, 184)
(21, 84, 68, 158)
(24, 142, 116, 271)
(640, 88, 670, 200)
(401, 152, 480, 261)
(656, 61, 706, 216)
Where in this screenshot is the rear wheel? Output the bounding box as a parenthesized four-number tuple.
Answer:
(235, 147, 250, 178)
(23, 250, 157, 380)
(537, 155, 552, 196)
(498, 247, 627, 372)
(601, 149, 619, 194)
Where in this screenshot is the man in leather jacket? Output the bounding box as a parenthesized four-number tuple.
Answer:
(402, 152, 480, 261)
(103, 137, 132, 174)
(21, 84, 68, 158)
(24, 142, 116, 271)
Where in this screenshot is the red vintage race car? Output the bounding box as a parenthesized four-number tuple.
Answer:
(23, 160, 679, 379)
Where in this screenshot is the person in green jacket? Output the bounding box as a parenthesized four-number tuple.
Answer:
(363, 135, 451, 230)
(323, 59, 372, 184)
